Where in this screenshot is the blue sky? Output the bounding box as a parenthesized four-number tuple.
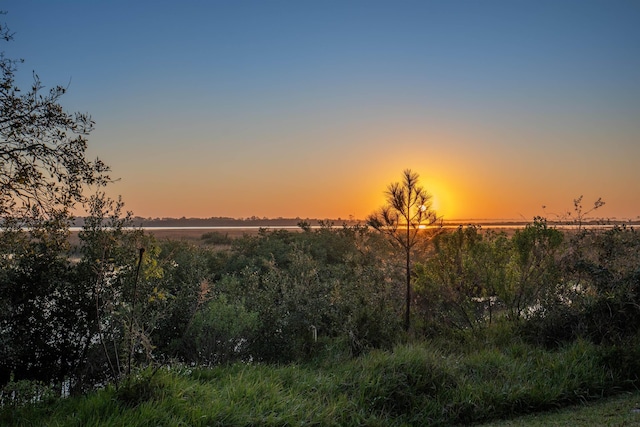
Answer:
(3, 0, 639, 220)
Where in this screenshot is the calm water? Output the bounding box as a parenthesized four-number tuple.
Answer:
(68, 223, 632, 232)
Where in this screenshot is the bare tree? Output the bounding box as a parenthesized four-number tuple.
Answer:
(367, 169, 441, 331)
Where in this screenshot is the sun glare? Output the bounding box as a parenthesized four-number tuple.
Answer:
(366, 168, 459, 220)
(427, 181, 455, 220)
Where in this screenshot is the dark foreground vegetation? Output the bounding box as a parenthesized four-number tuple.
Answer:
(2, 210, 640, 425)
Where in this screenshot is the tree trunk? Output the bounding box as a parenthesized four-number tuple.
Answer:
(405, 246, 411, 331)
(405, 212, 411, 331)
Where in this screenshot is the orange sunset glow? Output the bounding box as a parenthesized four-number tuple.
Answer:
(6, 1, 638, 222)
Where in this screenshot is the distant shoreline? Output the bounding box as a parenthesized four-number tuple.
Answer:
(70, 216, 640, 228)
(66, 220, 640, 245)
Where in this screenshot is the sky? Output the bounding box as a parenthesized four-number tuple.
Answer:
(3, 0, 639, 220)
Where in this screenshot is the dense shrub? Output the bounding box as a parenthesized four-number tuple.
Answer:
(150, 240, 215, 356)
(0, 222, 94, 388)
(414, 225, 510, 330)
(413, 221, 563, 332)
(0, 194, 172, 391)
(4, 209, 640, 407)
(212, 225, 404, 362)
(414, 219, 640, 350)
(522, 225, 640, 347)
(180, 294, 259, 365)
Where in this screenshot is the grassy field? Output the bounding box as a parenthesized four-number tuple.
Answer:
(482, 391, 640, 426)
(2, 338, 639, 426)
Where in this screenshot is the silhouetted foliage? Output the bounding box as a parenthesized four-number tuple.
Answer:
(0, 18, 109, 222)
(367, 169, 441, 330)
(0, 230, 88, 386)
(0, 14, 110, 392)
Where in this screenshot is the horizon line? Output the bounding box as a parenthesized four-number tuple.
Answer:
(96, 215, 639, 224)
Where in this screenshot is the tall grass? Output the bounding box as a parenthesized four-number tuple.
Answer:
(2, 337, 638, 426)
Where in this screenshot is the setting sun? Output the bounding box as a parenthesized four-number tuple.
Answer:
(422, 177, 456, 220)
(4, 0, 636, 222)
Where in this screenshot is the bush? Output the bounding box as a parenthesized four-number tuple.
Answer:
(0, 375, 57, 408)
(522, 225, 640, 347)
(0, 234, 93, 387)
(181, 294, 259, 365)
(217, 226, 404, 362)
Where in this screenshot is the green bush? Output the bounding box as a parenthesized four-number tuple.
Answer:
(522, 225, 640, 347)
(181, 294, 259, 364)
(217, 226, 403, 362)
(0, 375, 57, 407)
(0, 229, 93, 388)
(414, 225, 509, 330)
(151, 240, 215, 356)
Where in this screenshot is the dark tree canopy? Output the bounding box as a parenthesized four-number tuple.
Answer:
(367, 169, 438, 250)
(0, 18, 109, 221)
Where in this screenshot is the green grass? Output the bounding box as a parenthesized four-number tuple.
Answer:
(2, 338, 639, 426)
(481, 391, 640, 426)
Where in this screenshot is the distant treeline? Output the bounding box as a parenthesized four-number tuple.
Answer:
(71, 216, 362, 228)
(68, 216, 639, 228)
